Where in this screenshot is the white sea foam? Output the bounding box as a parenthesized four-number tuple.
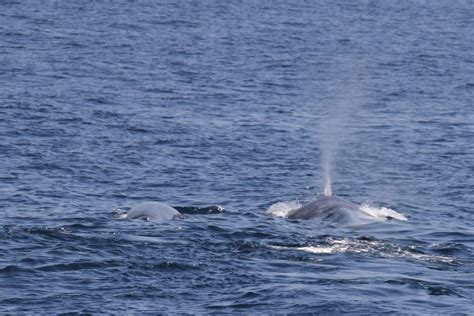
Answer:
(266, 201, 301, 218)
(272, 238, 455, 264)
(297, 245, 351, 254)
(359, 203, 407, 221)
(297, 238, 369, 254)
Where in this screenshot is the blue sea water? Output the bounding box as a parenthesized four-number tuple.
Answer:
(1, 0, 473, 313)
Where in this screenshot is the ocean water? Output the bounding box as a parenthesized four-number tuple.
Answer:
(1, 0, 473, 313)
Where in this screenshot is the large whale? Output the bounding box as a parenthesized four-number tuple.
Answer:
(287, 195, 378, 224)
(115, 202, 181, 222)
(283, 194, 407, 224)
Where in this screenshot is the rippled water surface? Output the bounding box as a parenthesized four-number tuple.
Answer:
(1, 0, 473, 314)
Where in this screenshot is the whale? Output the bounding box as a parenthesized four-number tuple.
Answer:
(285, 195, 407, 224)
(115, 201, 181, 222)
(287, 195, 374, 224)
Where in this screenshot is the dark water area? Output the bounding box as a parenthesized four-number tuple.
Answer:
(1, 0, 473, 313)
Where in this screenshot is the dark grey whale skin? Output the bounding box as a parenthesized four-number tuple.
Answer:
(287, 195, 360, 221)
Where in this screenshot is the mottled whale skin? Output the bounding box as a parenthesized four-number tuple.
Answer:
(117, 202, 181, 222)
(287, 195, 362, 223)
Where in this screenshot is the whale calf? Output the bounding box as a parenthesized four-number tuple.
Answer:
(115, 202, 181, 222)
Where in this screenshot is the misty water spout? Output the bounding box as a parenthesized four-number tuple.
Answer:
(323, 166, 332, 196)
(318, 78, 361, 196)
(319, 105, 349, 197)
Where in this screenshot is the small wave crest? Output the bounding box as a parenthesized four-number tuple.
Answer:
(266, 201, 301, 218)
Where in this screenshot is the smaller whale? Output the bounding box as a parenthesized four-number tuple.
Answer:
(115, 202, 181, 222)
